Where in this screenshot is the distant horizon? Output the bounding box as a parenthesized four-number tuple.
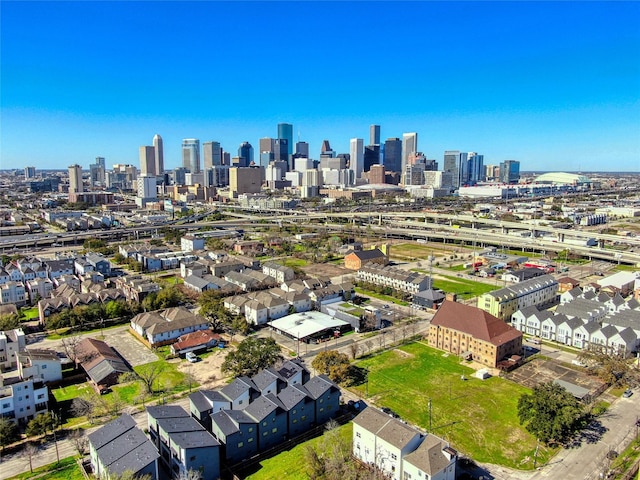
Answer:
(2, 1, 640, 172)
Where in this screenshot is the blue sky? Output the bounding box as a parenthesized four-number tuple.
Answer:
(2, 1, 639, 172)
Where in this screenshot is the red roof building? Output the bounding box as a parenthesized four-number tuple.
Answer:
(428, 301, 522, 368)
(170, 330, 221, 355)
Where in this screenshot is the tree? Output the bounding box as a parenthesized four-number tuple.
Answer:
(23, 442, 39, 473)
(312, 350, 360, 385)
(61, 334, 83, 368)
(69, 429, 88, 455)
(0, 417, 18, 455)
(26, 412, 56, 438)
(577, 346, 639, 388)
(221, 337, 282, 378)
(518, 382, 584, 445)
(135, 362, 166, 394)
(0, 313, 19, 331)
(348, 343, 359, 360)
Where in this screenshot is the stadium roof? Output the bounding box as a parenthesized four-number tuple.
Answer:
(533, 172, 592, 185)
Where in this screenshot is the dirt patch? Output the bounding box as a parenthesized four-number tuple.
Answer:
(506, 357, 606, 398)
(394, 349, 414, 359)
(176, 348, 232, 389)
(301, 263, 352, 278)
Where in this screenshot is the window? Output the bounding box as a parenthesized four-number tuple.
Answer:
(271, 427, 277, 433)
(391, 454, 397, 460)
(248, 437, 253, 443)
(248, 427, 253, 432)
(263, 431, 268, 436)
(262, 421, 267, 427)
(292, 409, 296, 414)
(293, 419, 298, 424)
(356, 432, 361, 438)
(190, 456, 196, 462)
(237, 442, 244, 448)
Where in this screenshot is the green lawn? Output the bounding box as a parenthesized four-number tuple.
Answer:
(354, 287, 409, 306)
(52, 382, 92, 402)
(430, 275, 496, 300)
(244, 423, 353, 479)
(8, 456, 83, 480)
(351, 342, 556, 469)
(20, 306, 40, 320)
(280, 257, 308, 268)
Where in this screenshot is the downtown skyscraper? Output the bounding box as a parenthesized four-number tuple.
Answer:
(153, 134, 164, 175)
(277, 123, 293, 160)
(350, 138, 364, 179)
(203, 141, 222, 169)
(182, 139, 201, 173)
(401, 132, 418, 172)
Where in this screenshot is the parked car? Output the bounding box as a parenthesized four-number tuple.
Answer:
(623, 389, 633, 398)
(186, 352, 198, 363)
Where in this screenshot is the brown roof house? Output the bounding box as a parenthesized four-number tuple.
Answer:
(76, 338, 131, 393)
(344, 244, 389, 270)
(428, 301, 523, 368)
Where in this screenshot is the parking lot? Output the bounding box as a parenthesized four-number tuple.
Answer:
(99, 328, 158, 367)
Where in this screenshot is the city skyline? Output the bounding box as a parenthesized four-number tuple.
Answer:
(2, 1, 639, 172)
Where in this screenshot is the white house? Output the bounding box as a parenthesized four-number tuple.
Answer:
(352, 407, 456, 480)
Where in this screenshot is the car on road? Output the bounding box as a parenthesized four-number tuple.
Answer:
(623, 389, 633, 398)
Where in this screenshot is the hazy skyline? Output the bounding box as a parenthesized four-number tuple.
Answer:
(2, 1, 639, 172)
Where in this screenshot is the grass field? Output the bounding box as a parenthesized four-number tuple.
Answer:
(244, 423, 353, 479)
(52, 382, 92, 402)
(20, 306, 40, 320)
(354, 287, 409, 306)
(430, 275, 496, 300)
(351, 342, 556, 469)
(390, 243, 463, 260)
(8, 456, 83, 480)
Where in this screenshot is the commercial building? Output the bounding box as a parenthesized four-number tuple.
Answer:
(350, 138, 364, 179)
(152, 134, 164, 175)
(139, 145, 156, 176)
(229, 166, 264, 198)
(383, 138, 402, 173)
(182, 138, 201, 173)
(500, 160, 520, 184)
(401, 132, 418, 172)
(68, 164, 84, 193)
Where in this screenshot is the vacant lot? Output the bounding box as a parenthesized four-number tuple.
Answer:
(352, 342, 556, 469)
(506, 357, 606, 396)
(300, 262, 351, 278)
(389, 242, 465, 261)
(430, 274, 497, 300)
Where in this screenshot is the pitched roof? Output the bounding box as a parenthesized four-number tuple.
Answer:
(403, 434, 454, 476)
(348, 248, 386, 260)
(353, 407, 421, 449)
(431, 301, 522, 346)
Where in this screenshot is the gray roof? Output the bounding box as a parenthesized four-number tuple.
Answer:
(303, 374, 338, 399)
(616, 327, 637, 344)
(244, 395, 281, 422)
(251, 368, 282, 391)
(602, 310, 640, 331)
(88, 413, 136, 450)
(278, 359, 307, 381)
(221, 377, 256, 402)
(277, 384, 309, 410)
(353, 407, 421, 450)
(157, 416, 204, 435)
(104, 438, 159, 476)
(556, 298, 606, 321)
(403, 435, 453, 476)
(487, 275, 557, 301)
(170, 430, 219, 450)
(147, 405, 189, 421)
(189, 390, 228, 414)
(211, 409, 255, 436)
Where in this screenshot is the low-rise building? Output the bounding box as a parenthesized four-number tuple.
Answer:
(429, 301, 523, 368)
(17, 349, 62, 383)
(130, 307, 209, 348)
(76, 338, 131, 393)
(88, 414, 159, 480)
(352, 407, 456, 480)
(344, 247, 388, 270)
(0, 328, 25, 370)
(477, 274, 558, 321)
(0, 377, 49, 425)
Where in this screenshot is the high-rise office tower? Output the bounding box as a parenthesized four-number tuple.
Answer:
(153, 134, 164, 175)
(139, 146, 156, 176)
(203, 141, 222, 169)
(95, 157, 106, 169)
(273, 139, 288, 162)
(295, 141, 309, 157)
(467, 153, 485, 185)
(383, 138, 402, 172)
(24, 166, 36, 179)
(443, 150, 469, 188)
(500, 160, 520, 184)
(238, 141, 254, 167)
(320, 140, 334, 159)
(68, 164, 84, 193)
(401, 133, 418, 173)
(89, 162, 105, 186)
(350, 138, 364, 179)
(364, 145, 380, 172)
(370, 125, 380, 145)
(182, 139, 200, 173)
(277, 123, 293, 160)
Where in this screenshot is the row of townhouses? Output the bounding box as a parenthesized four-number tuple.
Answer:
(512, 286, 640, 355)
(88, 361, 341, 480)
(356, 264, 432, 295)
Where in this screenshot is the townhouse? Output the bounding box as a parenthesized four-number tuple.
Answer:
(130, 307, 210, 348)
(357, 264, 432, 296)
(352, 407, 456, 480)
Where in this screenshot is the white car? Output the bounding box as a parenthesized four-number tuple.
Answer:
(185, 352, 198, 363)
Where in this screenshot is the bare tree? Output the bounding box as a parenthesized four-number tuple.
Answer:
(177, 469, 203, 480)
(365, 340, 373, 355)
(69, 429, 88, 456)
(349, 342, 359, 360)
(61, 335, 84, 368)
(23, 442, 39, 473)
